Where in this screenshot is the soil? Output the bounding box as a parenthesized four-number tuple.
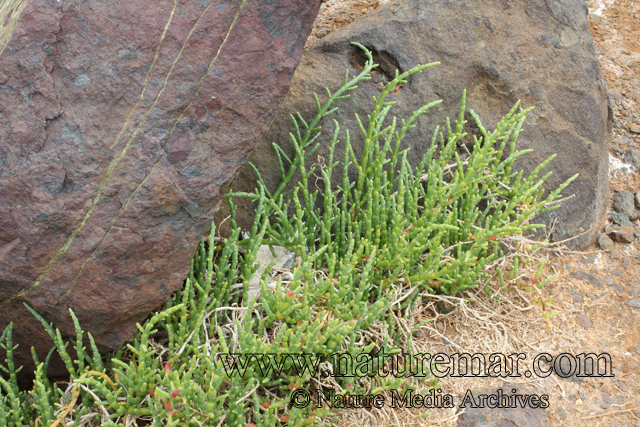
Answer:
(304, 0, 640, 426)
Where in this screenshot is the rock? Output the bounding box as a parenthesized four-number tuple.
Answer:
(570, 270, 604, 288)
(626, 148, 640, 168)
(613, 190, 638, 220)
(613, 146, 627, 156)
(609, 89, 623, 103)
(412, 329, 426, 340)
(617, 381, 629, 392)
(608, 227, 636, 244)
(457, 384, 550, 427)
(225, 0, 610, 251)
(598, 233, 616, 250)
(635, 192, 640, 209)
(603, 395, 624, 405)
(576, 313, 592, 329)
(611, 212, 634, 227)
(0, 0, 322, 379)
(553, 354, 584, 383)
(629, 299, 640, 308)
(630, 124, 640, 134)
(572, 291, 584, 304)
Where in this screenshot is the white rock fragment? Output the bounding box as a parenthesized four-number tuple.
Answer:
(247, 245, 295, 302)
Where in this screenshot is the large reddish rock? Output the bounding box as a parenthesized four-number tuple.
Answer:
(0, 0, 321, 377)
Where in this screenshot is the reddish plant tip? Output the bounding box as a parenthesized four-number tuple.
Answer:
(164, 363, 172, 371)
(149, 390, 155, 397)
(280, 415, 290, 422)
(261, 402, 271, 409)
(286, 290, 294, 298)
(171, 389, 180, 398)
(346, 383, 353, 388)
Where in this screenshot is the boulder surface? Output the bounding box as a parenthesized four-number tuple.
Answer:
(0, 0, 321, 377)
(227, 0, 611, 250)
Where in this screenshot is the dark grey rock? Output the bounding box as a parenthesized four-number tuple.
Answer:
(615, 284, 624, 293)
(457, 384, 550, 427)
(613, 190, 638, 220)
(626, 148, 640, 168)
(598, 233, 616, 250)
(614, 146, 626, 156)
(605, 278, 614, 286)
(225, 0, 610, 251)
(570, 270, 604, 287)
(611, 212, 634, 227)
(553, 354, 584, 383)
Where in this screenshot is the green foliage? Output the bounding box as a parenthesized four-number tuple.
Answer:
(0, 44, 575, 426)
(234, 42, 575, 303)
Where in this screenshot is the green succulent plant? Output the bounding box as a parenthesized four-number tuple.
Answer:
(0, 44, 575, 426)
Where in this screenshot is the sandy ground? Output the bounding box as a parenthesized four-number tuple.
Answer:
(303, 0, 640, 426)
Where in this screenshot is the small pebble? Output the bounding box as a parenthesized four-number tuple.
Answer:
(628, 298, 640, 308)
(609, 226, 636, 244)
(599, 233, 616, 250)
(572, 291, 584, 304)
(576, 313, 592, 329)
(613, 190, 638, 220)
(611, 211, 633, 227)
(558, 408, 567, 420)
